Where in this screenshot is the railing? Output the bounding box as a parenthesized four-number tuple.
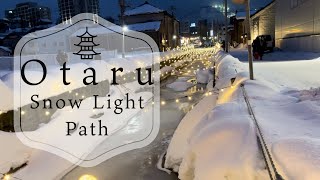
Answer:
(241, 84, 284, 180)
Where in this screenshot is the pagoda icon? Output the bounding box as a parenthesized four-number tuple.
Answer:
(74, 27, 101, 59)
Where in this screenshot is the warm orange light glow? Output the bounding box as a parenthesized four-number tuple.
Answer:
(3, 174, 11, 180)
(78, 174, 97, 180)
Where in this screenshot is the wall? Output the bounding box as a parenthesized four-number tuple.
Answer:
(275, 0, 320, 52)
(251, 2, 276, 40)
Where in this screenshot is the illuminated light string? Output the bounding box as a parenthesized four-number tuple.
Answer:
(0, 173, 22, 180)
(19, 49, 215, 113)
(159, 90, 214, 105)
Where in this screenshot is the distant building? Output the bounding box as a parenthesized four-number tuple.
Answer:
(218, 25, 234, 42)
(5, 2, 51, 28)
(0, 46, 11, 56)
(0, 19, 10, 33)
(251, 1, 275, 41)
(198, 20, 209, 40)
(58, 0, 99, 24)
(230, 15, 245, 44)
(275, 0, 320, 52)
(180, 21, 190, 35)
(189, 22, 197, 36)
(123, 1, 180, 51)
(1, 31, 28, 50)
(230, 10, 256, 45)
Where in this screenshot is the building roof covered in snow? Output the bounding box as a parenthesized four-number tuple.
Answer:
(0, 46, 11, 52)
(72, 26, 116, 37)
(127, 21, 161, 32)
(124, 1, 164, 16)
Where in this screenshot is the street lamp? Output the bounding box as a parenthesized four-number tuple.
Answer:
(122, 26, 128, 58)
(173, 35, 177, 47)
(232, 0, 254, 80)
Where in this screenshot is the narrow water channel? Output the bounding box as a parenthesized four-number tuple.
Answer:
(62, 61, 208, 180)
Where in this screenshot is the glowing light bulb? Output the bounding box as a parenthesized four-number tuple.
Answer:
(3, 174, 11, 180)
(78, 174, 97, 180)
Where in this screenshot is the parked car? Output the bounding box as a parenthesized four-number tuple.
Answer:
(256, 35, 274, 52)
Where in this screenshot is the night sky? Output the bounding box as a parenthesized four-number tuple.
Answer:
(0, 0, 272, 23)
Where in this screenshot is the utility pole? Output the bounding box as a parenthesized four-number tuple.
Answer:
(224, 0, 229, 53)
(119, 0, 126, 58)
(119, 0, 125, 26)
(245, 0, 254, 80)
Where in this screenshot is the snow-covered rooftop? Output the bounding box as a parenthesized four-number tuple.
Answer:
(0, 46, 11, 52)
(124, 2, 164, 16)
(128, 21, 161, 32)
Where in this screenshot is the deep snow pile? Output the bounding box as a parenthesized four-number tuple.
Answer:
(0, 131, 73, 180)
(165, 48, 320, 180)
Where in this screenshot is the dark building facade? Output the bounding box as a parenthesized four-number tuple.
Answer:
(123, 2, 180, 51)
(251, 1, 275, 41)
(5, 2, 51, 27)
(58, 0, 99, 23)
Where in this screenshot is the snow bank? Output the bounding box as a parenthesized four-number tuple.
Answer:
(195, 69, 213, 84)
(165, 47, 320, 179)
(165, 95, 218, 171)
(0, 131, 74, 180)
(244, 80, 320, 180)
(165, 48, 265, 179)
(0, 131, 31, 173)
(178, 112, 259, 180)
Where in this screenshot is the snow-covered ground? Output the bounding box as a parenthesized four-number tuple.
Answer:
(165, 47, 320, 180)
(230, 47, 320, 89)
